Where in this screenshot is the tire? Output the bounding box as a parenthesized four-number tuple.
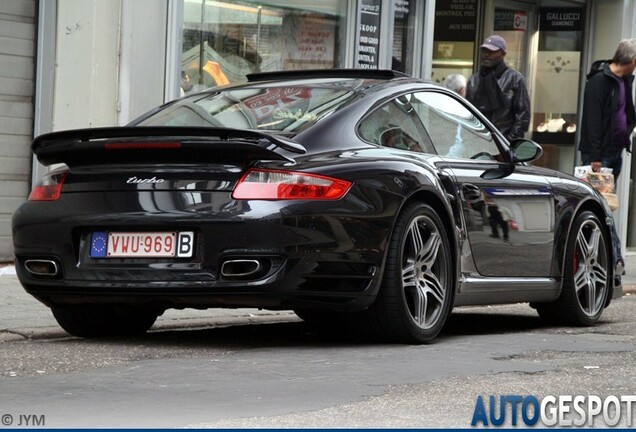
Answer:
(52, 304, 159, 338)
(293, 308, 348, 331)
(535, 211, 611, 326)
(365, 202, 454, 343)
(294, 308, 342, 322)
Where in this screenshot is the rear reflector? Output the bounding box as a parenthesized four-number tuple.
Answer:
(104, 142, 181, 150)
(28, 171, 69, 201)
(232, 169, 351, 200)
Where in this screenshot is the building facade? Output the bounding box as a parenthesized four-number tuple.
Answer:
(0, 1, 36, 260)
(1, 0, 635, 260)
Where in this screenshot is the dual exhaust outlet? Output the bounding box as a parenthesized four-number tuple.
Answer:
(23, 258, 267, 280)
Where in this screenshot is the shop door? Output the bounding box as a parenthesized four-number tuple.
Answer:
(483, 1, 535, 77)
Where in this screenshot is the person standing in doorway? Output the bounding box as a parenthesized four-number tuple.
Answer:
(579, 39, 636, 183)
(466, 35, 531, 142)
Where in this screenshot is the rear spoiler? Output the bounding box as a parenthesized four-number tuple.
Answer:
(247, 69, 411, 82)
(32, 126, 307, 166)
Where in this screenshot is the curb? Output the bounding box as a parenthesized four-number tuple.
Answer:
(150, 311, 301, 333)
(0, 328, 68, 343)
(0, 312, 301, 343)
(623, 284, 636, 294)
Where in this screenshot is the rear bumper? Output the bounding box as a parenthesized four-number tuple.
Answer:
(14, 251, 382, 312)
(13, 187, 398, 311)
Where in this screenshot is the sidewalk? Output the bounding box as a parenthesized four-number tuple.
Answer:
(2, 252, 635, 342)
(0, 264, 298, 342)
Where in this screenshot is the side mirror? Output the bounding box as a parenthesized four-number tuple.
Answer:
(510, 139, 543, 163)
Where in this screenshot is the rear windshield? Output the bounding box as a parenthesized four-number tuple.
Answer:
(136, 83, 358, 133)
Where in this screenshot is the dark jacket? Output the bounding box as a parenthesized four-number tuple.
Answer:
(579, 62, 635, 161)
(466, 66, 531, 141)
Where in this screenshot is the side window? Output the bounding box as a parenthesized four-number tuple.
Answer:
(358, 95, 435, 153)
(411, 92, 500, 160)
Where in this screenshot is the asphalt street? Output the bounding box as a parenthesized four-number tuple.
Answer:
(1, 252, 635, 341)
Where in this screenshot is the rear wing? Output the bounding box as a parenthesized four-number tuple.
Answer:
(32, 126, 306, 167)
(246, 68, 411, 82)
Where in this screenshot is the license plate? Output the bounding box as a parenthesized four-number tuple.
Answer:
(90, 231, 194, 258)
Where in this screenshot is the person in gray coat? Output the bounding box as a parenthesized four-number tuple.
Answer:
(466, 35, 530, 141)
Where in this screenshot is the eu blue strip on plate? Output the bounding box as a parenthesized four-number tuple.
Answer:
(90, 231, 108, 258)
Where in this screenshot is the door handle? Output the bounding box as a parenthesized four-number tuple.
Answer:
(460, 184, 483, 203)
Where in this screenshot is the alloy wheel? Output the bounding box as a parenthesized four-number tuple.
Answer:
(573, 219, 608, 318)
(401, 215, 448, 330)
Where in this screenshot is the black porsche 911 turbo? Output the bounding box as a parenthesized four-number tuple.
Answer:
(12, 69, 624, 343)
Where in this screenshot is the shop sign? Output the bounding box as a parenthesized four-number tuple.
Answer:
(494, 9, 528, 31)
(356, 0, 381, 68)
(434, 0, 478, 41)
(395, 0, 409, 18)
(283, 16, 336, 64)
(540, 8, 584, 32)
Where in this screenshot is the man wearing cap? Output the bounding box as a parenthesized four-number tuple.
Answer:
(466, 35, 530, 142)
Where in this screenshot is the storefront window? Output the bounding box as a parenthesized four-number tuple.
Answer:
(492, 8, 529, 75)
(181, 0, 347, 94)
(391, 1, 415, 73)
(532, 7, 584, 172)
(431, 0, 479, 85)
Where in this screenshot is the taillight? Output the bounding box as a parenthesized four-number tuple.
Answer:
(232, 169, 351, 200)
(28, 171, 69, 201)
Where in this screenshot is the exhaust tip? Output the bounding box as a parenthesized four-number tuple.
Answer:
(24, 259, 59, 277)
(221, 259, 263, 279)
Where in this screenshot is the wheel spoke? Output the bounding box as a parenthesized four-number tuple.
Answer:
(402, 260, 417, 288)
(424, 273, 445, 305)
(573, 266, 588, 294)
(585, 282, 597, 314)
(414, 284, 427, 326)
(590, 263, 608, 287)
(588, 263, 608, 314)
(589, 227, 601, 259)
(576, 229, 592, 261)
(409, 222, 425, 260)
(420, 231, 441, 266)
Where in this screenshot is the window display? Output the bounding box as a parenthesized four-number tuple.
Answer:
(181, 0, 347, 92)
(532, 8, 585, 146)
